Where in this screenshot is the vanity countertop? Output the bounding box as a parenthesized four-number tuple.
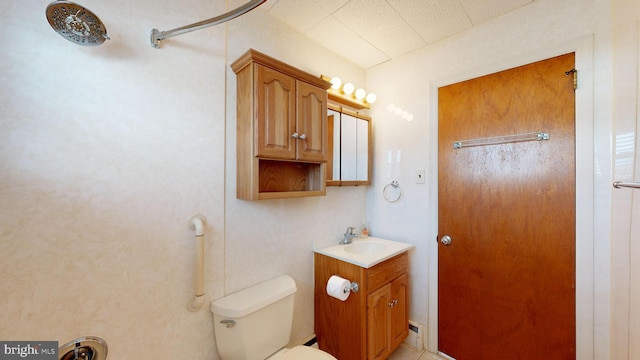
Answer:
(313, 236, 413, 268)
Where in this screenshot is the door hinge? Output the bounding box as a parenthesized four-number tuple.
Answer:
(565, 68, 577, 90)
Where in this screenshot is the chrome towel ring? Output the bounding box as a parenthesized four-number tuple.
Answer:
(383, 180, 402, 203)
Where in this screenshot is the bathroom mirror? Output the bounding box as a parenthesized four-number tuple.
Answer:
(327, 104, 371, 186)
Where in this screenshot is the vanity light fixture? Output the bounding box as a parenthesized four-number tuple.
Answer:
(330, 77, 342, 89)
(365, 93, 377, 104)
(321, 75, 376, 110)
(343, 82, 355, 95)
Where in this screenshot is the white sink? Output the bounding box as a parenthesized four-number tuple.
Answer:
(343, 241, 386, 254)
(314, 237, 413, 268)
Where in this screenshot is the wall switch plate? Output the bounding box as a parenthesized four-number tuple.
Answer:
(416, 169, 425, 184)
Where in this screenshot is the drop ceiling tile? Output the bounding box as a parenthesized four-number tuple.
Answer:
(310, 0, 350, 14)
(306, 15, 361, 48)
(258, 0, 278, 11)
(333, 40, 391, 69)
(267, 0, 328, 33)
(387, 0, 473, 44)
(258, 0, 536, 69)
(306, 16, 389, 68)
(228, 0, 275, 11)
(460, 0, 534, 25)
(333, 0, 426, 58)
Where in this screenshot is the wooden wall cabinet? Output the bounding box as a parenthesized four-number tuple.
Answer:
(231, 49, 331, 200)
(314, 252, 409, 360)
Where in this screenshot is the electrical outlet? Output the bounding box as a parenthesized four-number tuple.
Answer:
(415, 169, 425, 184)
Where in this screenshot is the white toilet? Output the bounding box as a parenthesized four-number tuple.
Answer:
(211, 275, 336, 360)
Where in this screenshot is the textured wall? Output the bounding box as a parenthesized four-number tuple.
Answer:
(0, 1, 365, 359)
(610, 1, 640, 359)
(3, 0, 636, 359)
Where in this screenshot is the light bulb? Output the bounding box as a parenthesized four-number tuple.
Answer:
(366, 93, 377, 104)
(343, 83, 354, 95)
(330, 77, 342, 90)
(355, 88, 366, 100)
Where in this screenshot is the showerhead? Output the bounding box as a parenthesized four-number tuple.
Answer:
(46, 1, 110, 46)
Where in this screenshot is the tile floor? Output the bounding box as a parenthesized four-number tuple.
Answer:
(310, 340, 446, 360)
(388, 344, 445, 360)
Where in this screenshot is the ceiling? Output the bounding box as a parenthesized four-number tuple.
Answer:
(259, 0, 535, 69)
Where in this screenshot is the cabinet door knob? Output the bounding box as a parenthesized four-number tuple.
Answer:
(291, 132, 299, 139)
(299, 133, 307, 140)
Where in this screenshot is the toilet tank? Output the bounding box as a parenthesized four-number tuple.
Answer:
(211, 275, 297, 360)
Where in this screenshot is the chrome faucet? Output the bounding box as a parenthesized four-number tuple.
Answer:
(340, 227, 358, 245)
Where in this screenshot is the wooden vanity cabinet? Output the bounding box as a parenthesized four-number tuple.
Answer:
(314, 252, 409, 360)
(232, 49, 331, 200)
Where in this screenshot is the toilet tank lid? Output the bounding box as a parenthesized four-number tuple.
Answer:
(210, 275, 297, 318)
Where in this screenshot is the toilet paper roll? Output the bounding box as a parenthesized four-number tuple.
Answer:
(326, 275, 351, 301)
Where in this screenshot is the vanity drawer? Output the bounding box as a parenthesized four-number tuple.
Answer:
(367, 252, 408, 291)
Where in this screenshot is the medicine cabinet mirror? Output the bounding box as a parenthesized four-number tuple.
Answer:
(327, 104, 371, 186)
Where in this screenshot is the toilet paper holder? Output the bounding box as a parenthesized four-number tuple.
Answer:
(326, 275, 360, 301)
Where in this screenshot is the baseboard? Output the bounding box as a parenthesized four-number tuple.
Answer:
(308, 322, 423, 350)
(302, 335, 318, 347)
(404, 320, 424, 351)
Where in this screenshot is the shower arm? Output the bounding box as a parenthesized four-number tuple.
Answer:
(150, 0, 266, 48)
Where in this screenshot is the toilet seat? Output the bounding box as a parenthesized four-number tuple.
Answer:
(268, 345, 336, 360)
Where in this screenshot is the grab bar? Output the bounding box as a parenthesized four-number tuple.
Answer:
(187, 214, 206, 311)
(613, 181, 640, 189)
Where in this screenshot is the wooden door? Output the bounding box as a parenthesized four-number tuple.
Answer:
(296, 80, 328, 162)
(438, 53, 576, 359)
(255, 63, 296, 160)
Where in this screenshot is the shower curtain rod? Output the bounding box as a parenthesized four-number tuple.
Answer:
(150, 0, 266, 48)
(613, 181, 640, 189)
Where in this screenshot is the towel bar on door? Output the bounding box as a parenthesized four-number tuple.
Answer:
(613, 181, 640, 189)
(453, 131, 549, 149)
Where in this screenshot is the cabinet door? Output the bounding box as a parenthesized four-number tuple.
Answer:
(390, 274, 409, 350)
(340, 113, 357, 180)
(255, 64, 296, 159)
(356, 116, 370, 181)
(327, 109, 341, 181)
(296, 80, 328, 162)
(367, 284, 391, 360)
